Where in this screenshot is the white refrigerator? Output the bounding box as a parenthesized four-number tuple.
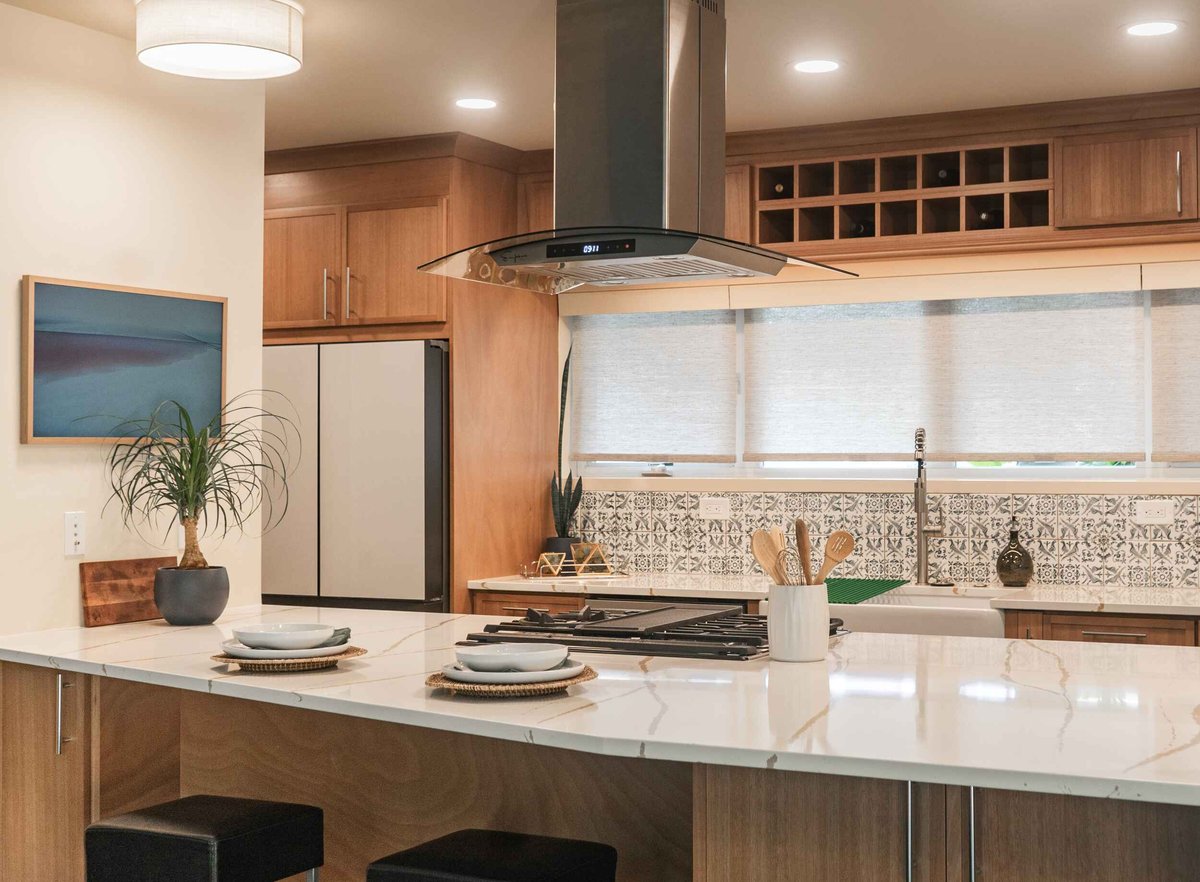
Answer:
(262, 341, 449, 611)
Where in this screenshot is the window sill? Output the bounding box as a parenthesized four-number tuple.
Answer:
(580, 469, 1200, 496)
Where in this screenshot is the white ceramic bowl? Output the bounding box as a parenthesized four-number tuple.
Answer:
(455, 643, 569, 673)
(232, 623, 335, 650)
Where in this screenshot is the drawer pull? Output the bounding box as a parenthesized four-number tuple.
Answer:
(1080, 630, 1147, 639)
(55, 673, 74, 756)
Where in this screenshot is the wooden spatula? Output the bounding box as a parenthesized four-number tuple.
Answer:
(751, 530, 789, 585)
(795, 519, 813, 586)
(814, 530, 855, 584)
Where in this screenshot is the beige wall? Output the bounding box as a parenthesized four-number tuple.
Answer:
(0, 4, 266, 633)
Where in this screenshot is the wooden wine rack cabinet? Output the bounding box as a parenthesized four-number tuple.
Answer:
(754, 142, 1052, 251)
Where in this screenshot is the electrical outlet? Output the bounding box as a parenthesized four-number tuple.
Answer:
(64, 511, 85, 556)
(1133, 499, 1176, 525)
(698, 496, 731, 520)
(177, 524, 186, 550)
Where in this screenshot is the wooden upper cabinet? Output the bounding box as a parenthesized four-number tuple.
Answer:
(725, 165, 752, 242)
(1056, 128, 1198, 227)
(517, 176, 554, 235)
(263, 207, 342, 329)
(345, 197, 447, 325)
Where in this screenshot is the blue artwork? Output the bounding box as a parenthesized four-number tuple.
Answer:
(26, 280, 225, 440)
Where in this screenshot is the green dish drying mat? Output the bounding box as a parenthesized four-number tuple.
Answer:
(825, 578, 908, 604)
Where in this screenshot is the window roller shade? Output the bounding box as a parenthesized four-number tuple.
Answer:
(744, 292, 1146, 462)
(571, 311, 737, 462)
(1151, 288, 1200, 461)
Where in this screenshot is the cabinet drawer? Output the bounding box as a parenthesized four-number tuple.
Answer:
(471, 591, 586, 617)
(1043, 613, 1197, 646)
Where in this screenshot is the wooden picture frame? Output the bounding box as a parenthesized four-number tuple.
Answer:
(21, 276, 227, 444)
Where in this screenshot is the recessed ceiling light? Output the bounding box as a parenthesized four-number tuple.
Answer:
(1126, 21, 1179, 36)
(793, 59, 840, 74)
(456, 98, 498, 110)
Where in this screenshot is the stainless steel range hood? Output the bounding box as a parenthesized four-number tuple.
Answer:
(419, 0, 854, 294)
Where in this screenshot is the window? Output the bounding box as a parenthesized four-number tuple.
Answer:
(569, 288, 1200, 471)
(571, 311, 737, 462)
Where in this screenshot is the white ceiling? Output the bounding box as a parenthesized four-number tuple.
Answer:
(8, 0, 1200, 152)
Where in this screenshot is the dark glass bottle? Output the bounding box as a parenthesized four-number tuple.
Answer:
(933, 167, 959, 186)
(977, 208, 1004, 229)
(847, 219, 875, 238)
(996, 519, 1034, 587)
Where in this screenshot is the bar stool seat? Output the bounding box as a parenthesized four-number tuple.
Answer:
(367, 829, 617, 882)
(86, 794, 323, 882)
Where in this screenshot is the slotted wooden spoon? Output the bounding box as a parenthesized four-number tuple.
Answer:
(814, 530, 855, 584)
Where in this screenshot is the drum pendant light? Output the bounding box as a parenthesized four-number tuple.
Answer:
(136, 0, 304, 80)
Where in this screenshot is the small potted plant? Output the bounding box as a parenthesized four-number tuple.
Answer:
(548, 348, 583, 571)
(106, 395, 295, 626)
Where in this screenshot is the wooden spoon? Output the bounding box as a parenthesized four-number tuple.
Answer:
(751, 530, 789, 585)
(814, 530, 855, 584)
(794, 519, 813, 586)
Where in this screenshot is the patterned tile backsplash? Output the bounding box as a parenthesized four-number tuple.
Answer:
(574, 491, 1200, 588)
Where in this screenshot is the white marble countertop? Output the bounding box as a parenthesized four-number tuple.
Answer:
(473, 574, 1200, 617)
(991, 584, 1200, 616)
(5, 605, 1200, 806)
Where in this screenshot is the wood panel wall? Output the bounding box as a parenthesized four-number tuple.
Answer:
(179, 692, 692, 882)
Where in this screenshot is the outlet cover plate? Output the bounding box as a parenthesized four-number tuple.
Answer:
(64, 511, 85, 556)
(1133, 499, 1176, 525)
(698, 496, 731, 520)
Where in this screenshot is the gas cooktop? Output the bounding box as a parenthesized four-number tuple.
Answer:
(462, 600, 844, 661)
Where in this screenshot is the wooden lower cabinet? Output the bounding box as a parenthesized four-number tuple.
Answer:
(470, 590, 585, 617)
(975, 787, 1200, 881)
(0, 663, 92, 882)
(1004, 610, 1198, 646)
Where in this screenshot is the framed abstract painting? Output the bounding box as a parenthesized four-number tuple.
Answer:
(21, 276, 227, 444)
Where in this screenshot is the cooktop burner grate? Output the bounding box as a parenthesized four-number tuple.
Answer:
(461, 602, 844, 661)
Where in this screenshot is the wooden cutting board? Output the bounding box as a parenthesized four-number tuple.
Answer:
(80, 557, 177, 627)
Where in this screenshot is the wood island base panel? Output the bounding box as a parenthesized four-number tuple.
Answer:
(5, 607, 1200, 880)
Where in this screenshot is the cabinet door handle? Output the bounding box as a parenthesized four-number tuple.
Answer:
(344, 267, 351, 318)
(55, 673, 74, 756)
(968, 785, 977, 882)
(1177, 150, 1183, 215)
(1081, 630, 1147, 639)
(499, 606, 549, 614)
(322, 267, 329, 319)
(905, 781, 914, 882)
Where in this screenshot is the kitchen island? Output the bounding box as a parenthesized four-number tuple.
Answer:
(3, 605, 1200, 880)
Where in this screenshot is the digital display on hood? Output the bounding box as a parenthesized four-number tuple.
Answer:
(546, 238, 635, 259)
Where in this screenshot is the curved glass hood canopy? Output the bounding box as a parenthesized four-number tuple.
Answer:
(419, 226, 853, 296)
(419, 0, 854, 294)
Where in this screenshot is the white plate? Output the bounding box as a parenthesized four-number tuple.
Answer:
(441, 658, 585, 685)
(220, 639, 346, 660)
(232, 623, 335, 650)
(455, 642, 568, 672)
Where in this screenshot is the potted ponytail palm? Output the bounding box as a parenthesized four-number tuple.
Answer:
(106, 395, 294, 626)
(548, 348, 583, 571)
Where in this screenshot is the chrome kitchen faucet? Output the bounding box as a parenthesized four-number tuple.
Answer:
(914, 428, 943, 585)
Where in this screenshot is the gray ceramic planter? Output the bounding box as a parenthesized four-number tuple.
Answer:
(154, 566, 230, 626)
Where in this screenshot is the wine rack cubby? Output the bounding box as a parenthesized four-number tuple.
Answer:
(752, 141, 1053, 249)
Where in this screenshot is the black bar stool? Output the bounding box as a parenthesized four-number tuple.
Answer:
(86, 794, 323, 882)
(367, 829, 618, 882)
